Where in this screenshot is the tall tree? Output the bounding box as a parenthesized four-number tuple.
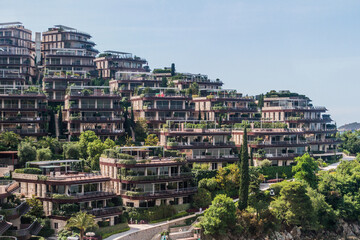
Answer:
(66, 212, 98, 240)
(238, 127, 250, 210)
(171, 63, 176, 76)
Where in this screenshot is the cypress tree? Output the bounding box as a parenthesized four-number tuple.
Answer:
(238, 127, 249, 210)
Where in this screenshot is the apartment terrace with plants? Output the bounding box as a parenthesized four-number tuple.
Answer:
(261, 91, 341, 159)
(130, 87, 194, 132)
(170, 73, 223, 90)
(192, 89, 260, 124)
(160, 120, 237, 170)
(0, 22, 36, 83)
(12, 160, 123, 233)
(63, 86, 124, 140)
(0, 180, 40, 238)
(109, 71, 161, 99)
(0, 85, 48, 137)
(100, 146, 196, 208)
(94, 50, 149, 80)
(42, 48, 95, 102)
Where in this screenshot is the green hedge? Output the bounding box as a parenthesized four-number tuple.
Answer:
(14, 168, 42, 174)
(259, 166, 294, 179)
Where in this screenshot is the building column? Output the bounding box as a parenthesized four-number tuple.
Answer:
(110, 216, 115, 226)
(48, 202, 53, 215)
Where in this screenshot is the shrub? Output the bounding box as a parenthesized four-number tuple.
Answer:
(193, 188, 212, 209)
(14, 168, 42, 175)
(259, 166, 294, 180)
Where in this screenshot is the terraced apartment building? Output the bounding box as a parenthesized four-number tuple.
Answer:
(100, 147, 196, 208)
(12, 160, 123, 233)
(41, 25, 98, 103)
(94, 51, 149, 80)
(0, 22, 36, 83)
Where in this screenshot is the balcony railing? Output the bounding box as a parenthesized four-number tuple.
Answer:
(69, 116, 122, 121)
(120, 187, 198, 197)
(121, 172, 192, 181)
(250, 140, 307, 146)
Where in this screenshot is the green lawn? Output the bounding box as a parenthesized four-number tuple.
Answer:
(95, 223, 130, 239)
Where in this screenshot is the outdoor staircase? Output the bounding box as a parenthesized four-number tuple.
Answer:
(30, 221, 42, 235)
(0, 219, 12, 235)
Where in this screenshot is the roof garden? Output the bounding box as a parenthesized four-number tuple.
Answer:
(264, 90, 309, 99)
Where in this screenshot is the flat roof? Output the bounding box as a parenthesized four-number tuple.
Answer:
(0, 22, 22, 26)
(104, 50, 131, 55)
(54, 25, 76, 30)
(28, 160, 81, 165)
(0, 151, 17, 154)
(116, 146, 162, 150)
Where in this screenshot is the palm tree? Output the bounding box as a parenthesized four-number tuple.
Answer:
(66, 211, 98, 240)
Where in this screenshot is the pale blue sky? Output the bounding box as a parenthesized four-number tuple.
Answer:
(2, 0, 359, 125)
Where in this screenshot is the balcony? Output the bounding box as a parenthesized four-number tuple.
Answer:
(121, 172, 193, 182)
(187, 154, 239, 162)
(120, 187, 198, 199)
(250, 140, 307, 147)
(86, 206, 122, 217)
(166, 141, 235, 149)
(0, 69, 23, 79)
(263, 106, 327, 111)
(44, 191, 117, 203)
(0, 117, 48, 123)
(68, 116, 123, 122)
(0, 217, 12, 235)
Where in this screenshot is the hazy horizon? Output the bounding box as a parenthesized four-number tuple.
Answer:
(2, 0, 359, 126)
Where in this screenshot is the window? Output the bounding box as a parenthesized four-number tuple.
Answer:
(54, 223, 58, 229)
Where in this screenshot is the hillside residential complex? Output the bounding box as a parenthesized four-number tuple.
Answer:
(0, 21, 341, 237)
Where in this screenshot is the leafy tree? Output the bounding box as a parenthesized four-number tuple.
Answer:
(87, 139, 108, 170)
(339, 130, 360, 154)
(292, 153, 319, 188)
(270, 181, 316, 229)
(200, 194, 236, 236)
(66, 211, 98, 240)
(36, 148, 52, 161)
(198, 177, 218, 191)
(171, 63, 176, 76)
(79, 131, 99, 159)
(144, 134, 159, 146)
(257, 94, 264, 108)
(193, 188, 212, 208)
(37, 136, 62, 154)
(160, 77, 168, 87)
(134, 118, 148, 142)
(307, 187, 337, 229)
(238, 127, 250, 210)
(186, 82, 199, 95)
(18, 142, 36, 166)
(0, 131, 21, 150)
(63, 143, 81, 159)
(104, 138, 115, 149)
(215, 164, 240, 196)
(26, 196, 45, 218)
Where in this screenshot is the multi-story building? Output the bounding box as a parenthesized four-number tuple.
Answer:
(95, 51, 149, 80)
(130, 87, 194, 132)
(41, 25, 98, 59)
(109, 72, 161, 99)
(160, 120, 238, 170)
(193, 89, 259, 124)
(63, 86, 124, 140)
(0, 22, 36, 83)
(42, 48, 94, 103)
(232, 91, 341, 166)
(12, 160, 123, 233)
(0, 180, 39, 239)
(42, 25, 98, 103)
(100, 147, 196, 208)
(0, 85, 48, 137)
(171, 73, 223, 91)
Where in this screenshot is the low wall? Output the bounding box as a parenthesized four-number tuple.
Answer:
(118, 214, 199, 240)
